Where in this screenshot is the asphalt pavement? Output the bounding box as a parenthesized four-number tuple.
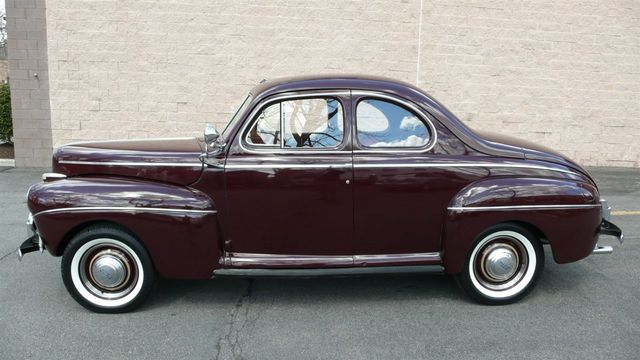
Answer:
(0, 166, 638, 360)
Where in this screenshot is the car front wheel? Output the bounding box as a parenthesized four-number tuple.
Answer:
(459, 223, 544, 305)
(61, 225, 155, 313)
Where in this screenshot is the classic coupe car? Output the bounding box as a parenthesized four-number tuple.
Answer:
(18, 75, 623, 313)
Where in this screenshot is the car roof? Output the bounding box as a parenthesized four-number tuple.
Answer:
(249, 74, 425, 99)
(235, 75, 528, 160)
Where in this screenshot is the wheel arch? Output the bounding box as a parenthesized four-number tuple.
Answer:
(53, 220, 141, 256)
(506, 220, 548, 244)
(443, 218, 547, 274)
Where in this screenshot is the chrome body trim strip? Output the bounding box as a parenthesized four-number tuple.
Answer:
(64, 137, 196, 147)
(32, 206, 216, 218)
(354, 162, 579, 175)
(213, 265, 444, 277)
(58, 160, 203, 167)
(350, 90, 438, 153)
(225, 163, 351, 170)
(221, 162, 578, 175)
(353, 252, 441, 264)
(448, 204, 600, 212)
(223, 252, 441, 267)
(225, 252, 353, 267)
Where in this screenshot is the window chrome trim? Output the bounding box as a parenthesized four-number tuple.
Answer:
(32, 206, 216, 218)
(448, 204, 600, 212)
(58, 160, 203, 167)
(224, 162, 351, 170)
(244, 101, 282, 148)
(353, 162, 580, 176)
(351, 90, 438, 154)
(237, 91, 351, 155)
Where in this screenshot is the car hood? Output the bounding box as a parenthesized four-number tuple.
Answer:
(475, 130, 591, 178)
(52, 138, 205, 185)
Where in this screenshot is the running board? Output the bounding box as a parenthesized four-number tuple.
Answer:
(213, 265, 444, 278)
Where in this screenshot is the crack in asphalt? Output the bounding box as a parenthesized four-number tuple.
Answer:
(0, 249, 17, 262)
(213, 279, 259, 360)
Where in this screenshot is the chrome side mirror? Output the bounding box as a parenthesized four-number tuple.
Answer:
(200, 123, 226, 167)
(204, 123, 220, 146)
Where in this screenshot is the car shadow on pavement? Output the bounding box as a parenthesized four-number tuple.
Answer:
(534, 247, 592, 297)
(142, 248, 591, 311)
(144, 273, 464, 310)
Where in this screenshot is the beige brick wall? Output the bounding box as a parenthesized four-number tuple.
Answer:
(44, 0, 420, 145)
(418, 1, 640, 167)
(10, 0, 640, 166)
(6, 0, 53, 167)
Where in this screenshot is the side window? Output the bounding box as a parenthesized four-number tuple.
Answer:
(245, 97, 344, 149)
(246, 103, 281, 146)
(356, 99, 431, 148)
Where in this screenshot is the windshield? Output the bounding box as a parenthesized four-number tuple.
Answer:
(221, 94, 252, 141)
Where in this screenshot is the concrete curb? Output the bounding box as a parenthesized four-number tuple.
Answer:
(0, 159, 15, 167)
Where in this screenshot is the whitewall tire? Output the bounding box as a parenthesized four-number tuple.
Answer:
(61, 225, 155, 313)
(459, 223, 544, 305)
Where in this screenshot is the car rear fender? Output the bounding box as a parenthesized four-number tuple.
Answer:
(441, 176, 601, 274)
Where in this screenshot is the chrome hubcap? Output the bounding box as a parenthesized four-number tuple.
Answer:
(482, 244, 518, 281)
(79, 243, 138, 300)
(474, 236, 528, 291)
(90, 251, 127, 289)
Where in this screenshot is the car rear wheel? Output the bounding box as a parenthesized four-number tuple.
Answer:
(61, 225, 155, 313)
(459, 223, 544, 305)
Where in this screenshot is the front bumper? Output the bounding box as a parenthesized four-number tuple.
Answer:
(592, 199, 623, 254)
(16, 213, 44, 260)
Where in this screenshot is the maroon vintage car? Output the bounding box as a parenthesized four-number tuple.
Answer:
(17, 75, 623, 312)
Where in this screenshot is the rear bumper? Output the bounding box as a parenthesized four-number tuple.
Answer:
(592, 219, 623, 255)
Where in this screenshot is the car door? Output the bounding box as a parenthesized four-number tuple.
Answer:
(223, 91, 354, 262)
(351, 91, 444, 256)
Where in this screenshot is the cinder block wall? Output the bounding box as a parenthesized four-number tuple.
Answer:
(8, 0, 640, 167)
(417, 2, 640, 167)
(6, 0, 53, 167)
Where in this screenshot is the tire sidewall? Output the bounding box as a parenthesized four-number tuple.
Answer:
(61, 226, 155, 313)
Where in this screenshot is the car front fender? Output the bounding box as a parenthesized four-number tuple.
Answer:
(27, 176, 220, 279)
